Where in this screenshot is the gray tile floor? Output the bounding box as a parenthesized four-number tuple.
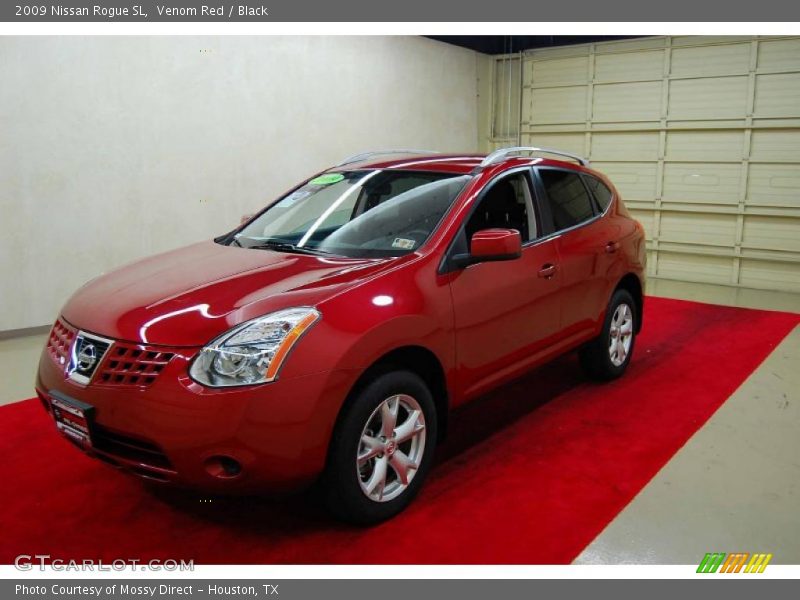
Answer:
(575, 325, 800, 564)
(2, 279, 799, 563)
(577, 280, 800, 564)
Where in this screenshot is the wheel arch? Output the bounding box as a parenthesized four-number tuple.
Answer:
(615, 272, 644, 333)
(335, 345, 450, 445)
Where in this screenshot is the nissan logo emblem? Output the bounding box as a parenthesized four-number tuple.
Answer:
(76, 343, 97, 372)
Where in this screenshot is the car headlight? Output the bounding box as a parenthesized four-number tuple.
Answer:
(189, 307, 321, 387)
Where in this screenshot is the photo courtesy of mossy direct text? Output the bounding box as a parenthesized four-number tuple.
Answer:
(15, 584, 277, 597)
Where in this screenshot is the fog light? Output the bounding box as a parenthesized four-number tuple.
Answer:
(204, 455, 242, 479)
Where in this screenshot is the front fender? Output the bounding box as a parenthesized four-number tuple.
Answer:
(328, 314, 453, 375)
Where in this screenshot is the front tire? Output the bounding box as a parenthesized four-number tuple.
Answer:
(322, 370, 437, 525)
(579, 289, 637, 381)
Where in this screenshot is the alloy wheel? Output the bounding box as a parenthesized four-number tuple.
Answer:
(608, 303, 634, 367)
(356, 394, 426, 502)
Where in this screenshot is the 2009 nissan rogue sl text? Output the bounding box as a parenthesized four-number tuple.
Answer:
(37, 147, 646, 524)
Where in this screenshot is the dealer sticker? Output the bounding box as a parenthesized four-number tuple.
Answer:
(392, 238, 416, 250)
(309, 173, 345, 186)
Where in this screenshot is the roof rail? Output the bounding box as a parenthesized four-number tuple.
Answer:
(479, 146, 590, 168)
(337, 149, 440, 167)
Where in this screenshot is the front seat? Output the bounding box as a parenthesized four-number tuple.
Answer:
(466, 180, 528, 242)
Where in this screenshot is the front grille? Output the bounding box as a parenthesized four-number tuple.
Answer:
(70, 333, 112, 382)
(95, 342, 175, 388)
(47, 316, 177, 388)
(92, 424, 173, 470)
(47, 319, 76, 367)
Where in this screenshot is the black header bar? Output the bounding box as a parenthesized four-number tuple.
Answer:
(3, 0, 799, 22)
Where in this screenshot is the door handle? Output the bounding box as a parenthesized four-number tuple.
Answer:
(538, 263, 557, 279)
(605, 241, 620, 254)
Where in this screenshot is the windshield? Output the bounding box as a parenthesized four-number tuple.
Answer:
(231, 170, 471, 258)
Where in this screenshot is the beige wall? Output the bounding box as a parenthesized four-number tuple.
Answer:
(0, 36, 481, 331)
(481, 36, 800, 293)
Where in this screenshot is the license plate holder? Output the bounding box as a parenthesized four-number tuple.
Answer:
(50, 391, 95, 448)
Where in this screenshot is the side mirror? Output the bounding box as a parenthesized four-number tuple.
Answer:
(240, 214, 254, 225)
(471, 228, 522, 261)
(452, 228, 522, 269)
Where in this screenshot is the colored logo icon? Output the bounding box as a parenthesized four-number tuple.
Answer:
(697, 552, 772, 573)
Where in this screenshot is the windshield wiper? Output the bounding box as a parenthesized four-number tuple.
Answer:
(248, 240, 330, 256)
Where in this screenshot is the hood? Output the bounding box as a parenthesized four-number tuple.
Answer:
(61, 241, 393, 346)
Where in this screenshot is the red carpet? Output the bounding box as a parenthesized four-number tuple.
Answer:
(1, 297, 797, 564)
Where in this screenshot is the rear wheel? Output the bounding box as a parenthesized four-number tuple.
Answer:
(322, 370, 437, 525)
(579, 289, 637, 381)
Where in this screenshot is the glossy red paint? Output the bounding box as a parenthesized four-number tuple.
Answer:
(36, 152, 646, 492)
(470, 228, 522, 260)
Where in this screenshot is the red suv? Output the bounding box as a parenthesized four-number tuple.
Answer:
(37, 147, 646, 523)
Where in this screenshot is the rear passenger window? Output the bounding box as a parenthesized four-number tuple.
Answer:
(539, 170, 595, 231)
(583, 175, 613, 212)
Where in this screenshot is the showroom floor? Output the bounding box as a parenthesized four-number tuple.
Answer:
(2, 279, 798, 564)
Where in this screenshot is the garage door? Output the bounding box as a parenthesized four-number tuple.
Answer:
(485, 36, 800, 293)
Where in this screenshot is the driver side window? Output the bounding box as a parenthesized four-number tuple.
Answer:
(465, 171, 537, 246)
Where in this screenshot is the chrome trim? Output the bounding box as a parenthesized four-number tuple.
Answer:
(67, 331, 115, 386)
(522, 166, 614, 249)
(337, 149, 440, 167)
(480, 146, 589, 168)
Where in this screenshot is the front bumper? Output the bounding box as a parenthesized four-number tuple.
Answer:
(36, 344, 357, 493)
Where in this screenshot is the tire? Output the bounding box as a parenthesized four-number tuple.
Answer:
(321, 370, 437, 525)
(579, 288, 637, 381)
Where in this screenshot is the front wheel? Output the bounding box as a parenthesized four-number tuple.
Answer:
(321, 370, 437, 525)
(579, 289, 637, 381)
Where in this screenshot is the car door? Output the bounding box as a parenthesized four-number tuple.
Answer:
(446, 169, 562, 402)
(533, 167, 613, 339)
